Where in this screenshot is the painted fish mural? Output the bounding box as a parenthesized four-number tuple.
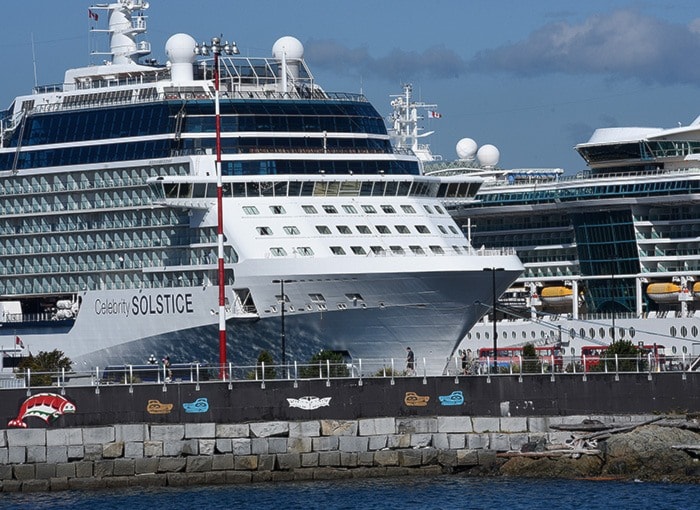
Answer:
(7, 393, 76, 428)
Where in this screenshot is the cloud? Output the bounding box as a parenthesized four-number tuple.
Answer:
(304, 39, 467, 81)
(468, 9, 700, 86)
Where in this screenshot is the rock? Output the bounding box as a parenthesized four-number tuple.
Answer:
(500, 455, 603, 479)
(601, 424, 700, 481)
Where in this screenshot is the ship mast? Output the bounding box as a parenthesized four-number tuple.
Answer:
(388, 84, 441, 162)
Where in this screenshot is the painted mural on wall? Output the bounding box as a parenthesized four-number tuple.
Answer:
(7, 393, 76, 428)
(404, 391, 430, 407)
(183, 397, 209, 413)
(439, 391, 464, 406)
(287, 396, 332, 410)
(146, 399, 173, 414)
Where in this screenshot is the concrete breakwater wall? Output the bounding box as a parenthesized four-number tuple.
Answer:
(0, 413, 663, 492)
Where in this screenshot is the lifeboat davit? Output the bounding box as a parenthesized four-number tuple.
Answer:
(540, 286, 574, 306)
(694, 282, 700, 300)
(646, 283, 682, 303)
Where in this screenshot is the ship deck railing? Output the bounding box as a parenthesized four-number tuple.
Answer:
(23, 87, 367, 119)
(2, 353, 699, 390)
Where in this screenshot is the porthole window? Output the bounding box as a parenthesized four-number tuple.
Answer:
(599, 327, 605, 339)
(681, 326, 688, 337)
(485, 332, 490, 340)
(531, 331, 536, 339)
(670, 326, 677, 337)
(522, 331, 527, 339)
(672, 346, 677, 354)
(683, 346, 688, 354)
(589, 328, 595, 339)
(693, 326, 699, 337)
(579, 328, 586, 339)
(629, 327, 635, 338)
(569, 328, 576, 339)
(476, 332, 481, 340)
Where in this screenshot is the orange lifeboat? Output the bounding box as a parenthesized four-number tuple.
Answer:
(540, 286, 574, 306)
(646, 283, 681, 303)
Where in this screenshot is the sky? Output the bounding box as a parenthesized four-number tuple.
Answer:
(1, 0, 700, 173)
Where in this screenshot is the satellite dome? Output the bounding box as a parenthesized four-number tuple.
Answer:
(477, 144, 500, 167)
(165, 33, 197, 64)
(272, 36, 304, 59)
(456, 138, 478, 161)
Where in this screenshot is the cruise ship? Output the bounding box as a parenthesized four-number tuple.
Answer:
(0, 2, 522, 374)
(393, 85, 700, 362)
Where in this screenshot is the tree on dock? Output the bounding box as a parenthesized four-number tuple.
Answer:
(16, 349, 72, 386)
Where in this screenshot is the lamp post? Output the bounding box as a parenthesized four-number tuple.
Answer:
(194, 37, 239, 379)
(484, 267, 504, 373)
(272, 279, 296, 369)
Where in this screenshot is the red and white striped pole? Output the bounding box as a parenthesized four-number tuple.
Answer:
(196, 37, 239, 380)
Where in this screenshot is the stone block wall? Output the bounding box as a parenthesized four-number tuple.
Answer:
(0, 414, 656, 492)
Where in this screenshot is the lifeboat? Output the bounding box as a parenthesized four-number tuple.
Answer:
(539, 286, 574, 306)
(646, 283, 682, 303)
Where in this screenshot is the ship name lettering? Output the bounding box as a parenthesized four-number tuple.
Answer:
(130, 293, 194, 316)
(95, 298, 130, 317)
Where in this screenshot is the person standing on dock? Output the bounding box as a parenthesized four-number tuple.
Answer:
(406, 347, 415, 376)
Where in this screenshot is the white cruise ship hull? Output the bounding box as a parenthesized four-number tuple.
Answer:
(8, 263, 520, 375)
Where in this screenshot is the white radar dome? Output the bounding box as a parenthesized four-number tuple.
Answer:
(272, 36, 304, 59)
(477, 144, 500, 168)
(456, 138, 478, 161)
(165, 33, 197, 64)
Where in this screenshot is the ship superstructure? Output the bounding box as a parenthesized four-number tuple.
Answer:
(412, 87, 700, 361)
(0, 2, 522, 374)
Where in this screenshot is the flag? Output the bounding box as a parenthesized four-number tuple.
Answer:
(428, 111, 442, 119)
(15, 336, 24, 349)
(88, 9, 99, 21)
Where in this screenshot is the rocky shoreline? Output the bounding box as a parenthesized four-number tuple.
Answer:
(497, 419, 700, 483)
(1, 414, 699, 492)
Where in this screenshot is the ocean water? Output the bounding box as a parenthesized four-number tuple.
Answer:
(2, 476, 699, 510)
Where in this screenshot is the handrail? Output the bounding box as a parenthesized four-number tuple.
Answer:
(0, 353, 695, 390)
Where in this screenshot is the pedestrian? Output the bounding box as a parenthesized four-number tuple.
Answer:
(461, 349, 468, 374)
(163, 355, 172, 382)
(406, 347, 415, 375)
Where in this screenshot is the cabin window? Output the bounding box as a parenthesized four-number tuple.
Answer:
(376, 225, 391, 234)
(243, 206, 259, 215)
(330, 246, 346, 255)
(416, 225, 430, 234)
(302, 205, 318, 214)
(401, 205, 416, 213)
(356, 225, 371, 234)
(351, 246, 367, 255)
(270, 205, 286, 214)
(337, 225, 352, 234)
(283, 226, 300, 235)
(316, 226, 332, 235)
(256, 226, 273, 236)
(409, 245, 425, 255)
(342, 205, 358, 214)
